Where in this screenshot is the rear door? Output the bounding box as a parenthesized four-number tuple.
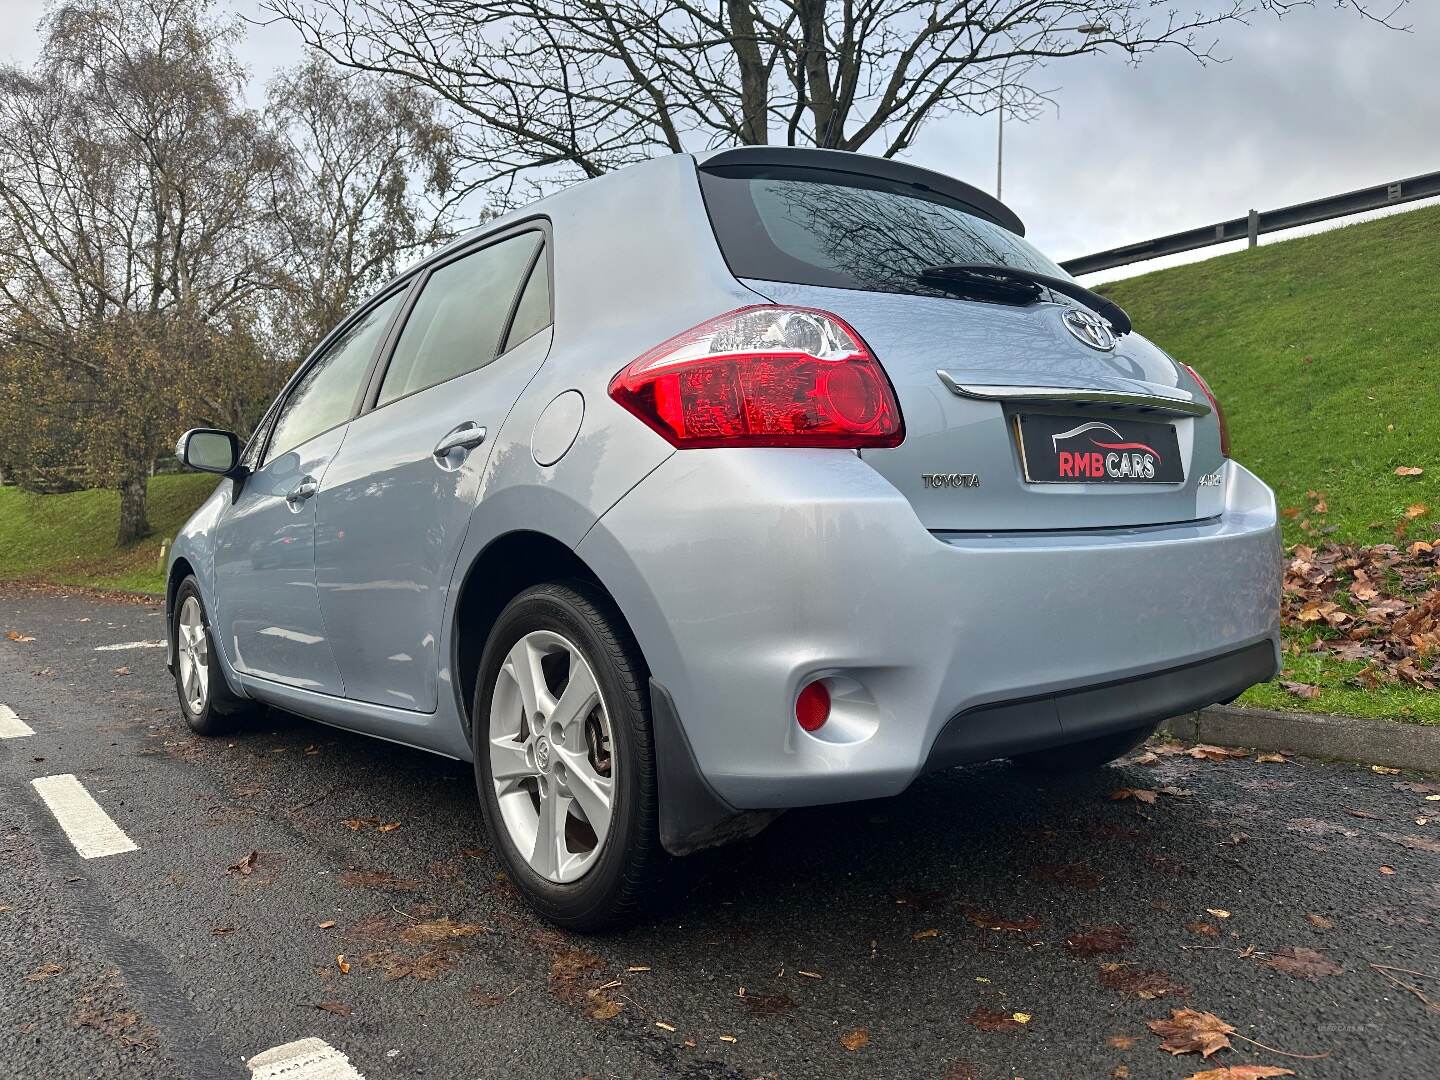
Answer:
(214, 287, 407, 693)
(315, 227, 552, 711)
(698, 163, 1225, 531)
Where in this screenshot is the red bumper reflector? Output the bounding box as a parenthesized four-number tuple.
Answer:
(796, 681, 831, 732)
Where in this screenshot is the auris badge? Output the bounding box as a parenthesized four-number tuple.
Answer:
(922, 473, 980, 489)
(1198, 468, 1223, 488)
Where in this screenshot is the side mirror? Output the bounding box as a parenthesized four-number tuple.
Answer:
(176, 428, 241, 476)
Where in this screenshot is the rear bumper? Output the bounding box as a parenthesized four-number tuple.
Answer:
(578, 451, 1282, 811)
(924, 639, 1276, 772)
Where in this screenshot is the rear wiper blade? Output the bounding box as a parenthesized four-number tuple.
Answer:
(917, 263, 1132, 336)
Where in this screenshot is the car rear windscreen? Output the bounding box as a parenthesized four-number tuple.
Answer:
(698, 165, 1068, 295)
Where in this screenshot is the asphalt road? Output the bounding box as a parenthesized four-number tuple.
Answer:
(1, 585, 1438, 1080)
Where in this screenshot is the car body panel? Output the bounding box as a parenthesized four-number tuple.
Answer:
(314, 328, 555, 712)
(212, 426, 349, 694)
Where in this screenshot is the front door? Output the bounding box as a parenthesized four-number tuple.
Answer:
(316, 229, 551, 711)
(214, 288, 408, 694)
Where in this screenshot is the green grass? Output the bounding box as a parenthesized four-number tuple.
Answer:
(1106, 205, 1440, 724)
(1103, 204, 1440, 546)
(0, 474, 219, 595)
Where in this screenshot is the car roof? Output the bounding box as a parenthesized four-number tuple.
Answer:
(415, 146, 1024, 277)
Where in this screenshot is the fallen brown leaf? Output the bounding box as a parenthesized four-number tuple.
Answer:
(1100, 963, 1187, 1000)
(1147, 1008, 1235, 1057)
(1280, 681, 1320, 700)
(588, 998, 622, 1021)
(1189, 744, 1248, 761)
(1380, 865, 1396, 875)
(4, 630, 35, 641)
(1184, 1067, 1295, 1080)
(1110, 788, 1157, 804)
(839, 1028, 870, 1051)
(378, 822, 401, 833)
(1305, 913, 1334, 930)
(1263, 946, 1343, 979)
(1106, 1034, 1139, 1050)
(1186, 922, 1220, 937)
(226, 850, 259, 876)
(1065, 926, 1133, 956)
(315, 1001, 351, 1017)
(318, 920, 336, 929)
(24, 963, 64, 982)
(911, 928, 940, 941)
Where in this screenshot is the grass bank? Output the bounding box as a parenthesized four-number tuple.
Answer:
(0, 474, 218, 595)
(1105, 204, 1440, 724)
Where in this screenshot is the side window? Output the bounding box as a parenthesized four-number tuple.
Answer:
(265, 290, 404, 464)
(377, 232, 541, 406)
(503, 249, 551, 353)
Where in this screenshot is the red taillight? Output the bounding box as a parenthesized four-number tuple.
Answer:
(609, 306, 904, 449)
(1182, 363, 1230, 458)
(795, 680, 830, 732)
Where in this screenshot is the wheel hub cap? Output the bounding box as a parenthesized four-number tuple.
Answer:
(488, 629, 615, 884)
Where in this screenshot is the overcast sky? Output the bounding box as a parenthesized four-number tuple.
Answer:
(2, 0, 1434, 278)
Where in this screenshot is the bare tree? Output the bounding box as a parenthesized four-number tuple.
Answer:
(264, 0, 1409, 203)
(264, 57, 458, 357)
(0, 0, 282, 544)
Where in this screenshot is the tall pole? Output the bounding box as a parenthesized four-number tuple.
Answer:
(996, 85, 1004, 200)
(995, 56, 1012, 201)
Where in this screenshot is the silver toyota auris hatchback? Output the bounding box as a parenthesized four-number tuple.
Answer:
(169, 147, 1282, 927)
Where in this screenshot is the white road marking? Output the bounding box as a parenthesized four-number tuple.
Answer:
(247, 1038, 366, 1080)
(0, 704, 34, 739)
(94, 640, 166, 652)
(30, 775, 137, 859)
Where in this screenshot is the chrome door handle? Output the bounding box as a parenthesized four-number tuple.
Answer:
(432, 423, 487, 458)
(285, 477, 319, 504)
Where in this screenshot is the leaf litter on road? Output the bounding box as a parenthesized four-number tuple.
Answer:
(1065, 926, 1133, 956)
(1262, 946, 1344, 979)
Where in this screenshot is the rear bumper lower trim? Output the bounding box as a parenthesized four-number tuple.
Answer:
(923, 638, 1279, 773)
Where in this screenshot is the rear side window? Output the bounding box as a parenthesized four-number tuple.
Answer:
(266, 290, 404, 463)
(503, 253, 551, 352)
(699, 167, 1066, 295)
(378, 232, 542, 406)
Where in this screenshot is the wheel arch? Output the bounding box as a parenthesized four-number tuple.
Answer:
(450, 530, 625, 742)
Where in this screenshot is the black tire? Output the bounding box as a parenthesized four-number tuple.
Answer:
(172, 576, 258, 736)
(1011, 723, 1158, 774)
(473, 581, 658, 931)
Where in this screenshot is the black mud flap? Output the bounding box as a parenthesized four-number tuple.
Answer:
(650, 678, 780, 856)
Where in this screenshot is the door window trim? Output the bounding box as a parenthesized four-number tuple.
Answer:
(255, 278, 416, 468)
(360, 216, 553, 415)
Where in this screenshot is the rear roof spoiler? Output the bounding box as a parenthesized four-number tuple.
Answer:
(696, 146, 1026, 237)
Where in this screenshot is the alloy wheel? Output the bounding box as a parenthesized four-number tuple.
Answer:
(176, 595, 210, 715)
(488, 629, 615, 883)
